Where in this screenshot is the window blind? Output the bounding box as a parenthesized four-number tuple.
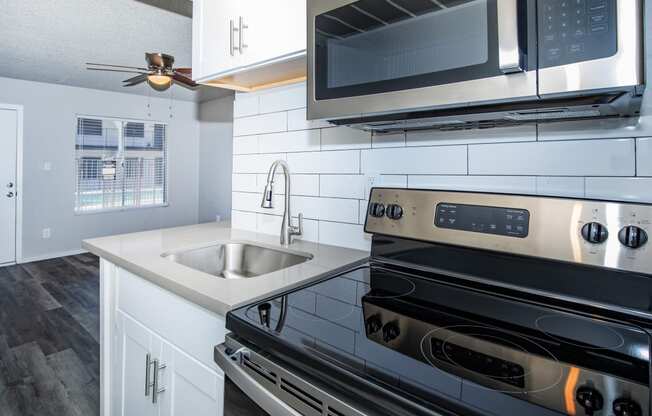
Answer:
(75, 117, 168, 213)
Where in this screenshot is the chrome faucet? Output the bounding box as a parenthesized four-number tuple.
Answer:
(261, 160, 303, 245)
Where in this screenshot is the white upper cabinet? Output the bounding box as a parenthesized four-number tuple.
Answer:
(193, 0, 242, 80)
(193, 0, 307, 91)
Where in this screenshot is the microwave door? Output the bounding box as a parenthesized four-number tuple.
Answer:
(537, 0, 644, 99)
(307, 0, 538, 121)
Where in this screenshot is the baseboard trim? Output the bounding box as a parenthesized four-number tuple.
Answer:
(18, 248, 89, 264)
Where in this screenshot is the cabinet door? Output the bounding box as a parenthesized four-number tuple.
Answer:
(115, 311, 161, 416)
(194, 0, 242, 79)
(239, 0, 306, 67)
(158, 340, 225, 416)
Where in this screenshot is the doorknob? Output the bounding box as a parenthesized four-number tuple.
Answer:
(6, 192, 14, 198)
(6, 182, 13, 189)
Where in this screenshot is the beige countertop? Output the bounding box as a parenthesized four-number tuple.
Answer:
(82, 222, 370, 316)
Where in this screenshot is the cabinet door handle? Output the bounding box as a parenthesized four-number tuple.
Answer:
(152, 359, 167, 404)
(230, 19, 241, 55)
(238, 16, 248, 54)
(145, 353, 152, 396)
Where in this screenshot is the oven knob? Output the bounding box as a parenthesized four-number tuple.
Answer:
(613, 398, 642, 416)
(618, 226, 648, 249)
(386, 204, 403, 220)
(581, 222, 608, 244)
(576, 386, 603, 416)
(368, 202, 386, 218)
(365, 314, 383, 335)
(382, 321, 401, 343)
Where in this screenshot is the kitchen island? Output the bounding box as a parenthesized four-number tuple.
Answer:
(82, 222, 369, 416)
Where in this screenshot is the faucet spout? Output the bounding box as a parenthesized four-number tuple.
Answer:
(260, 160, 303, 245)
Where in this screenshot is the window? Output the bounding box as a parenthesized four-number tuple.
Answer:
(75, 117, 168, 213)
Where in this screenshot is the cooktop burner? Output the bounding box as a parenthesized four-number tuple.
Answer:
(535, 314, 626, 351)
(420, 324, 563, 394)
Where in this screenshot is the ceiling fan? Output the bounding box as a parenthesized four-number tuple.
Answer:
(86, 53, 197, 91)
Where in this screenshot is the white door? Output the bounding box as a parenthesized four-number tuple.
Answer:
(0, 108, 17, 265)
(158, 339, 224, 416)
(115, 311, 161, 416)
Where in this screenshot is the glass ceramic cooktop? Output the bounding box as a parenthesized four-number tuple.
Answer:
(229, 265, 651, 416)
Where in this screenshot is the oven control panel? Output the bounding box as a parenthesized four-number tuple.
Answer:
(364, 188, 652, 275)
(539, 0, 618, 68)
(435, 203, 530, 238)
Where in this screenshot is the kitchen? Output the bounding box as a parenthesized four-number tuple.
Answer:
(0, 0, 651, 415)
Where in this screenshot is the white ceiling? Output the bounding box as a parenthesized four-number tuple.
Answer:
(0, 0, 230, 102)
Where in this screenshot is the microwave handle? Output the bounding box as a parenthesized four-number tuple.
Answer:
(497, 0, 524, 74)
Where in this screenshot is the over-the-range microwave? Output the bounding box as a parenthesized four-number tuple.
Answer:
(307, 0, 645, 132)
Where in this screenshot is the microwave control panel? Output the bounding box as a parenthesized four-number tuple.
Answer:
(539, 0, 617, 68)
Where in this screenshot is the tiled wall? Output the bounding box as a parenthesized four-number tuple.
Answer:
(232, 82, 652, 251)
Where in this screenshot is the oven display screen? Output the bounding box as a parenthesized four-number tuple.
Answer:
(435, 203, 530, 238)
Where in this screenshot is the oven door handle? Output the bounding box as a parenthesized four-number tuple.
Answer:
(214, 343, 303, 416)
(497, 0, 524, 74)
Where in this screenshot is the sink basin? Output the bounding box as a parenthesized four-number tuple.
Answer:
(162, 242, 313, 279)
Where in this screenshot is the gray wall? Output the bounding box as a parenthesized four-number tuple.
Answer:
(197, 94, 234, 223)
(0, 76, 202, 261)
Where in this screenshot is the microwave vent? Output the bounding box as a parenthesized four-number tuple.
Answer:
(505, 109, 602, 121)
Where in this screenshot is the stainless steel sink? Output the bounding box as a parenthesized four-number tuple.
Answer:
(162, 242, 313, 279)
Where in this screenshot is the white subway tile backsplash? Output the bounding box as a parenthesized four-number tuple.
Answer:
(637, 138, 652, 176)
(255, 174, 320, 196)
(293, 196, 359, 224)
(359, 200, 368, 224)
(407, 176, 536, 194)
(259, 130, 320, 154)
(536, 177, 585, 197)
(231, 210, 257, 232)
(233, 192, 284, 215)
(254, 214, 319, 242)
(321, 127, 372, 151)
(259, 83, 306, 114)
(233, 153, 286, 174)
(362, 146, 467, 175)
(320, 175, 366, 199)
(231, 82, 647, 253)
(287, 150, 360, 174)
(233, 112, 287, 137)
(233, 135, 259, 155)
(538, 118, 644, 141)
(381, 175, 408, 188)
(407, 125, 536, 146)
(319, 222, 371, 251)
(232, 174, 258, 193)
(287, 108, 333, 131)
(372, 133, 406, 148)
(469, 139, 635, 176)
(233, 93, 258, 118)
(586, 178, 652, 203)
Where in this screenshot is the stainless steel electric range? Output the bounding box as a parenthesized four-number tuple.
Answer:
(216, 188, 652, 416)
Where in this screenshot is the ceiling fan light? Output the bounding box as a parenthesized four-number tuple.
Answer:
(147, 74, 172, 91)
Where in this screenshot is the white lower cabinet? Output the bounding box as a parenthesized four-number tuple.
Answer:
(158, 339, 225, 416)
(102, 260, 227, 416)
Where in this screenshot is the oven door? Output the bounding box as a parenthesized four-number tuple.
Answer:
(307, 0, 537, 121)
(538, 0, 644, 98)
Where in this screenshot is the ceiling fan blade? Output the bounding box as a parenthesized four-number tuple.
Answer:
(87, 67, 149, 75)
(175, 67, 192, 76)
(86, 62, 149, 71)
(123, 74, 149, 86)
(172, 71, 198, 89)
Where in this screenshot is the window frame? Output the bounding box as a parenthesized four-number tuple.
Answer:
(74, 115, 170, 215)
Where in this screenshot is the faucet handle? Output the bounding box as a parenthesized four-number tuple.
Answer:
(293, 213, 303, 237)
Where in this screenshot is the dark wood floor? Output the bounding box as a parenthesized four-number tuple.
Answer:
(0, 253, 101, 416)
(0, 253, 269, 416)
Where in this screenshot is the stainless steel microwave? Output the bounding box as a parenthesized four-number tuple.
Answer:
(307, 0, 645, 132)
